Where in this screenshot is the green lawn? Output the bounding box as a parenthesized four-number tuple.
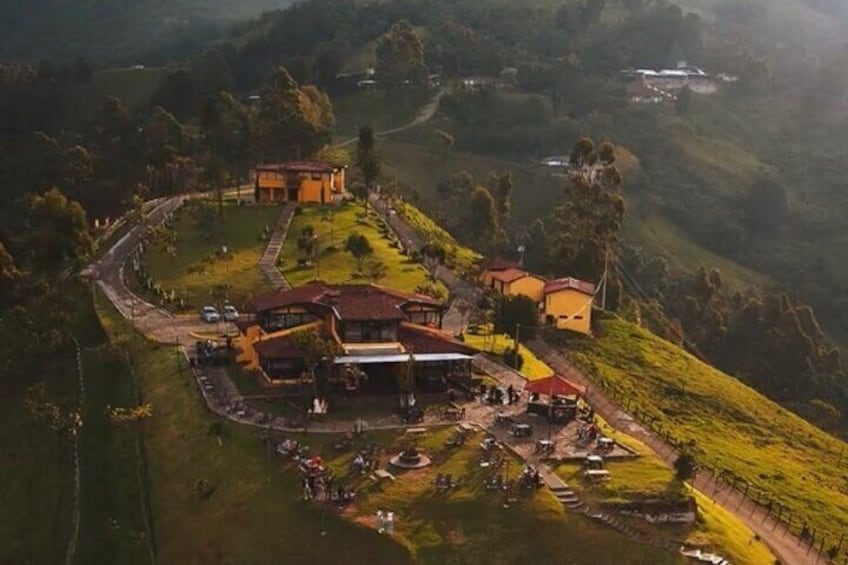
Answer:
(94, 289, 413, 565)
(0, 400, 74, 564)
(139, 200, 281, 310)
(464, 331, 553, 381)
(280, 201, 444, 294)
(328, 427, 684, 564)
(93, 287, 687, 564)
(565, 316, 848, 557)
(0, 282, 104, 565)
(554, 420, 774, 564)
(76, 312, 153, 565)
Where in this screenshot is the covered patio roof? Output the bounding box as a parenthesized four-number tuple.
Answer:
(523, 375, 586, 397)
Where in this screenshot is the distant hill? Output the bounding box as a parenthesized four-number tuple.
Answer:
(0, 0, 295, 64)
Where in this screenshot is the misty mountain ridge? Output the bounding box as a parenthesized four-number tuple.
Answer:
(0, 0, 295, 63)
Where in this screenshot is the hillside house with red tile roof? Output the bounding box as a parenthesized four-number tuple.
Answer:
(477, 258, 597, 335)
(237, 283, 476, 390)
(542, 277, 596, 334)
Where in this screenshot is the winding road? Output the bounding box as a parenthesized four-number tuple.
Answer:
(334, 88, 447, 148)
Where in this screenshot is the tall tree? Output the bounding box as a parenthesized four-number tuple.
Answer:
(491, 172, 513, 221)
(553, 139, 625, 282)
(22, 187, 93, 276)
(375, 20, 427, 87)
(468, 186, 499, 244)
(291, 329, 342, 397)
(0, 241, 21, 308)
(420, 241, 447, 280)
(253, 67, 334, 161)
(494, 294, 539, 338)
(356, 126, 380, 193)
(345, 232, 373, 272)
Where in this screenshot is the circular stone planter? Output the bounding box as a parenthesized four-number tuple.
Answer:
(389, 448, 432, 469)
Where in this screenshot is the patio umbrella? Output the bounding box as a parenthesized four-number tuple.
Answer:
(523, 375, 586, 398)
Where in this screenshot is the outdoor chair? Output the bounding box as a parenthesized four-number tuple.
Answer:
(484, 475, 504, 491)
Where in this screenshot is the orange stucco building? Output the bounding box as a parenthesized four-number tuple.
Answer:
(253, 161, 346, 204)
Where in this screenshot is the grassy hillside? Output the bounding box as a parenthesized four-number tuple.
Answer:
(565, 316, 848, 553)
(0, 283, 106, 565)
(555, 421, 776, 565)
(381, 139, 561, 231)
(92, 287, 689, 564)
(93, 289, 414, 564)
(280, 201, 444, 294)
(140, 201, 281, 310)
(332, 88, 433, 139)
(623, 204, 770, 289)
(0, 396, 75, 564)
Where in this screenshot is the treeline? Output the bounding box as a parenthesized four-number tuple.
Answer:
(417, 135, 848, 433)
(0, 0, 293, 64)
(621, 251, 847, 432)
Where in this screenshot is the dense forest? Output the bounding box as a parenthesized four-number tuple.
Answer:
(0, 0, 294, 64)
(3, 0, 848, 434)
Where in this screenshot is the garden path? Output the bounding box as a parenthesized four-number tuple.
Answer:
(259, 204, 295, 290)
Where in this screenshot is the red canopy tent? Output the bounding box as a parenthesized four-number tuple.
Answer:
(523, 375, 586, 397)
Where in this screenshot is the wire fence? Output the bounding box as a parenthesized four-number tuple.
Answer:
(528, 338, 839, 564)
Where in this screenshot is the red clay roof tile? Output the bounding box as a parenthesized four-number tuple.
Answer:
(543, 277, 596, 296)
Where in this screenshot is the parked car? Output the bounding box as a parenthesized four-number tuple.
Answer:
(200, 306, 220, 323)
(223, 305, 239, 322)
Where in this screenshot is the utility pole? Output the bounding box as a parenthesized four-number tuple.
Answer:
(601, 250, 609, 310)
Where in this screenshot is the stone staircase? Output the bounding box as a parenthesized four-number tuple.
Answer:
(259, 204, 295, 291)
(539, 465, 679, 552)
(549, 485, 584, 511)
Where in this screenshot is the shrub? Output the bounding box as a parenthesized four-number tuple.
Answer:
(415, 281, 447, 300)
(194, 478, 216, 500)
(673, 451, 697, 481)
(504, 347, 524, 371)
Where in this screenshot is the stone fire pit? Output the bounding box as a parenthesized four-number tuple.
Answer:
(389, 447, 432, 469)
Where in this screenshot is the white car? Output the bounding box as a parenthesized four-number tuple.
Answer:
(200, 306, 220, 323)
(223, 305, 239, 322)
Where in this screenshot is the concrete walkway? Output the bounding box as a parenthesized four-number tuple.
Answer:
(259, 204, 295, 291)
(527, 338, 821, 565)
(370, 194, 481, 334)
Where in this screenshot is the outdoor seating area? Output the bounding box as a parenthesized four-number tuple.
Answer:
(518, 465, 544, 489)
(434, 473, 458, 491)
(534, 439, 556, 456)
(444, 428, 469, 447)
(276, 437, 364, 507)
(479, 383, 522, 406)
(441, 405, 466, 421)
(509, 423, 534, 438)
(483, 475, 507, 491)
(583, 469, 611, 481)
